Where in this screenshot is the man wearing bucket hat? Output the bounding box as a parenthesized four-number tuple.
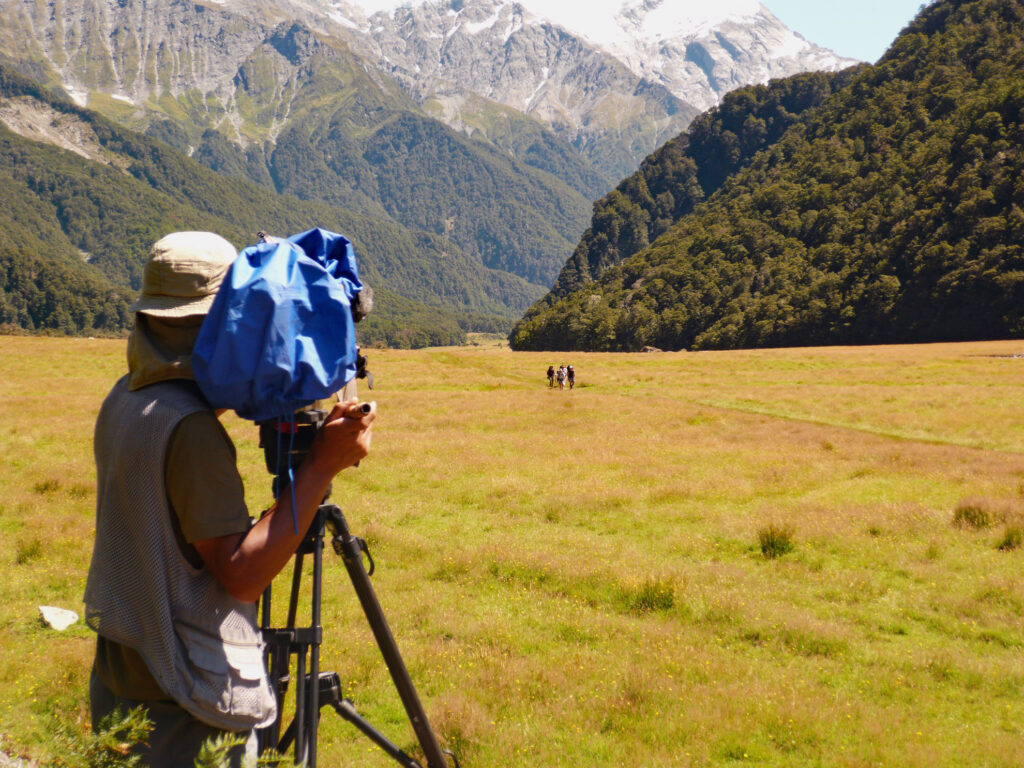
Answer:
(83, 232, 376, 767)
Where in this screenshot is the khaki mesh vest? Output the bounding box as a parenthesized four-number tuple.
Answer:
(84, 376, 276, 731)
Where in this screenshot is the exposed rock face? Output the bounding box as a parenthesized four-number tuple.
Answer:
(0, 0, 857, 180)
(335, 0, 691, 179)
(4, 0, 262, 105)
(0, 96, 113, 163)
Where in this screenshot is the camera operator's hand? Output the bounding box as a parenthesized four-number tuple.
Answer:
(194, 399, 376, 603)
(307, 398, 376, 476)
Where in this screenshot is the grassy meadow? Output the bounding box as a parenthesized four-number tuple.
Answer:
(1, 334, 1023, 767)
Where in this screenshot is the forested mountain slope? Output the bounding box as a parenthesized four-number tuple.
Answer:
(510, 0, 1024, 352)
(539, 68, 862, 303)
(0, 65, 538, 344)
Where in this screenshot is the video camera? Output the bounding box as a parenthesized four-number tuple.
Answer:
(253, 229, 374, 491)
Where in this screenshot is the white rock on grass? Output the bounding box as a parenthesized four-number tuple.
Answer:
(38, 605, 79, 631)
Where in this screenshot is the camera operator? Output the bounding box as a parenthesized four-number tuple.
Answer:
(83, 232, 376, 767)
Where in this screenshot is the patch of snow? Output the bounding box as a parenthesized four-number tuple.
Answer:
(464, 6, 504, 35)
(327, 11, 362, 30)
(65, 86, 88, 106)
(627, 0, 762, 44)
(768, 28, 811, 59)
(112, 93, 134, 103)
(524, 66, 549, 108)
(503, 17, 521, 42)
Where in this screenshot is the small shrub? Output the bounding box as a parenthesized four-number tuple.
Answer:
(51, 705, 152, 768)
(758, 524, 794, 559)
(997, 527, 1023, 552)
(194, 733, 248, 768)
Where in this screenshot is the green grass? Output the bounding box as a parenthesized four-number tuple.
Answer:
(1, 336, 1023, 766)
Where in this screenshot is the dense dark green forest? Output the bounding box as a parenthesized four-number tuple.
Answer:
(0, 64, 533, 344)
(543, 69, 861, 300)
(511, 0, 1024, 351)
(0, 248, 133, 335)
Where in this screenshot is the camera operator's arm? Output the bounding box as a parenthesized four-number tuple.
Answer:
(193, 400, 376, 603)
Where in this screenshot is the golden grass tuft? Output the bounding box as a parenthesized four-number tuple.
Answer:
(757, 523, 795, 559)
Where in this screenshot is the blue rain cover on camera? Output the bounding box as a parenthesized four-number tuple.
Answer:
(193, 228, 362, 422)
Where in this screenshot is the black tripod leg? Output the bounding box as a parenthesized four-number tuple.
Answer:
(332, 699, 423, 768)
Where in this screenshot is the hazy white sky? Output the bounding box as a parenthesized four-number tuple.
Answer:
(353, 0, 928, 63)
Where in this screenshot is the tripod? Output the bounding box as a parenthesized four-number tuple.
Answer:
(257, 499, 458, 768)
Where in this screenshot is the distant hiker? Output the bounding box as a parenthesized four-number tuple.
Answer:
(547, 365, 555, 388)
(567, 365, 575, 390)
(556, 365, 566, 390)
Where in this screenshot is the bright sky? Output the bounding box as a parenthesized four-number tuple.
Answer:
(766, 0, 928, 62)
(354, 0, 928, 63)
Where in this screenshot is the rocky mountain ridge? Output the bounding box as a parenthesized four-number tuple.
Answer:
(334, 0, 860, 178)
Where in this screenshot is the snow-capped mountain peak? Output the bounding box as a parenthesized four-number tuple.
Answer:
(355, 0, 764, 44)
(347, 0, 859, 110)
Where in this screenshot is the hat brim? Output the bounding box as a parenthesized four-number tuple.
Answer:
(130, 292, 217, 318)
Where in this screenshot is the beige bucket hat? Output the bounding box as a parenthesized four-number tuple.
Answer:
(129, 231, 238, 317)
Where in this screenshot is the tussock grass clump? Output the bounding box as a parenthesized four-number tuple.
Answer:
(997, 527, 1023, 552)
(758, 524, 795, 559)
(15, 538, 41, 565)
(953, 497, 1022, 531)
(33, 479, 60, 494)
(952, 498, 997, 529)
(432, 692, 490, 765)
(622, 577, 676, 613)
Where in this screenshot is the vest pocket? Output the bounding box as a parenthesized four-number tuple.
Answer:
(175, 620, 277, 729)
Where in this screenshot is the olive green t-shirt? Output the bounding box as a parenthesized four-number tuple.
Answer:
(94, 410, 252, 700)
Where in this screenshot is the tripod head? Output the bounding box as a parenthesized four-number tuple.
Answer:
(257, 349, 373, 498)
